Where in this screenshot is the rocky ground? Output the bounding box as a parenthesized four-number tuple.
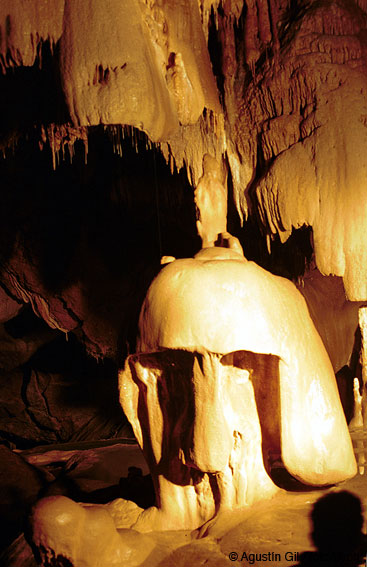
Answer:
(1, 435, 366, 567)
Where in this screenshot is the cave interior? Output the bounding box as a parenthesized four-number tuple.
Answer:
(1, 1, 367, 566)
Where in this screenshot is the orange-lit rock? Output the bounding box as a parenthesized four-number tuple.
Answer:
(0, 0, 366, 561)
(2, 1, 367, 303)
(119, 243, 356, 530)
(30, 241, 357, 563)
(194, 154, 227, 247)
(30, 242, 356, 567)
(31, 496, 155, 567)
(0, 0, 220, 143)
(226, 1, 367, 300)
(297, 268, 362, 373)
(60, 0, 220, 141)
(0, 0, 64, 69)
(358, 306, 367, 426)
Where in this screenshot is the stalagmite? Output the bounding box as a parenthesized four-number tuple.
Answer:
(132, 244, 356, 505)
(30, 240, 356, 564)
(194, 154, 227, 247)
(31, 496, 155, 567)
(349, 378, 365, 475)
(358, 306, 367, 428)
(351, 378, 364, 430)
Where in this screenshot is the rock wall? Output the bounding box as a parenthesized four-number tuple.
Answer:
(0, 1, 365, 447)
(1, 1, 367, 300)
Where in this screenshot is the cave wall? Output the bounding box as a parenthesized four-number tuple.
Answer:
(1, 0, 367, 300)
(0, 0, 366, 447)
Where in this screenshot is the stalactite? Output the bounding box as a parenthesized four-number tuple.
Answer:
(244, 0, 261, 69)
(257, 0, 272, 45)
(1, 0, 367, 302)
(0, 0, 63, 68)
(39, 124, 88, 170)
(267, 0, 279, 53)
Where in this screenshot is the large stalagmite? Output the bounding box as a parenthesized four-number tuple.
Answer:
(30, 242, 356, 566)
(120, 243, 356, 529)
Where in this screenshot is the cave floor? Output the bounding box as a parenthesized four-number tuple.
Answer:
(2, 436, 367, 567)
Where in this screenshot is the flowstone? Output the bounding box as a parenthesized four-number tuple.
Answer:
(29, 239, 356, 566)
(120, 242, 356, 531)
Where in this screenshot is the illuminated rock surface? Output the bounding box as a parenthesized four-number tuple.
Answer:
(1, 0, 367, 298)
(28, 242, 356, 565)
(120, 244, 356, 529)
(8, 445, 365, 567)
(0, 0, 366, 565)
(194, 155, 227, 247)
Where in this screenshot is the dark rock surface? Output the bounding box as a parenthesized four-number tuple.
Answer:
(0, 333, 130, 448)
(0, 535, 37, 567)
(0, 446, 43, 551)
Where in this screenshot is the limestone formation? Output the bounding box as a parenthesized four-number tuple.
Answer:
(31, 496, 155, 567)
(1, 0, 367, 313)
(119, 242, 356, 531)
(29, 241, 356, 567)
(0, 0, 365, 564)
(194, 155, 227, 247)
(358, 306, 367, 426)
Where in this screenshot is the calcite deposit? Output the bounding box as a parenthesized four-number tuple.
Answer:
(29, 240, 357, 566)
(120, 242, 356, 530)
(0, 0, 366, 565)
(1, 1, 367, 300)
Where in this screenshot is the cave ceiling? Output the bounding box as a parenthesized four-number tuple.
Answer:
(0, 0, 366, 361)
